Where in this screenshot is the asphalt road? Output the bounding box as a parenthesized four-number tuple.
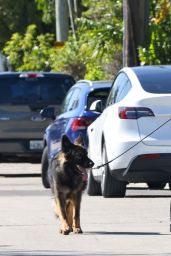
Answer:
(0, 163, 171, 256)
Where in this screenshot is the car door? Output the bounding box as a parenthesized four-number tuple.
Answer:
(102, 73, 133, 168)
(89, 72, 132, 177)
(48, 87, 81, 158)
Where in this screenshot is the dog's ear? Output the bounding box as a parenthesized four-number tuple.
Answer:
(74, 133, 84, 146)
(61, 135, 72, 153)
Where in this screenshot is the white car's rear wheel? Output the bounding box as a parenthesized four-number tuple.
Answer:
(101, 144, 126, 198)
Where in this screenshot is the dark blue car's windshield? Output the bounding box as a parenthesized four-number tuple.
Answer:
(0, 76, 74, 104)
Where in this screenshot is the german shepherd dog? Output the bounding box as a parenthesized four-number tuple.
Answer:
(48, 134, 94, 235)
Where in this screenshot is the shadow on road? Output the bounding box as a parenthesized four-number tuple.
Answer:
(0, 173, 40, 177)
(84, 231, 166, 236)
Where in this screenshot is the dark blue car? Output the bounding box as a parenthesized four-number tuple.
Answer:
(40, 79, 111, 188)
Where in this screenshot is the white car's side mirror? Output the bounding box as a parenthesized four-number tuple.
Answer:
(89, 100, 103, 113)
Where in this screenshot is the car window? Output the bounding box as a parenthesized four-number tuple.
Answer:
(60, 88, 74, 113)
(61, 87, 81, 113)
(116, 79, 132, 102)
(106, 73, 131, 106)
(86, 88, 110, 110)
(0, 76, 75, 105)
(134, 71, 171, 94)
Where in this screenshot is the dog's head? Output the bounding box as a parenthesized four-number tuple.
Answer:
(61, 134, 94, 169)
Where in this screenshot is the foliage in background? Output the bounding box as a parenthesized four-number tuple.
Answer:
(35, 0, 55, 24)
(51, 0, 123, 80)
(3, 25, 55, 71)
(4, 0, 171, 79)
(139, 0, 171, 65)
(0, 0, 54, 49)
(3, 0, 123, 80)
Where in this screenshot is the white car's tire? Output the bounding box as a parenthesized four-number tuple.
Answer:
(87, 169, 101, 196)
(147, 182, 166, 190)
(101, 144, 126, 198)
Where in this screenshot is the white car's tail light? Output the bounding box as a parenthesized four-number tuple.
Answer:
(119, 107, 154, 119)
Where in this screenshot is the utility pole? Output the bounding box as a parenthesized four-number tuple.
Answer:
(55, 0, 69, 42)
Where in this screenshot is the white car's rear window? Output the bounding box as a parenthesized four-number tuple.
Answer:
(133, 67, 171, 94)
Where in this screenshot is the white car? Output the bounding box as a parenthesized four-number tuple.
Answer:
(87, 65, 171, 197)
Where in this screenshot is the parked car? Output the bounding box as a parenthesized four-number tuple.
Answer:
(40, 80, 112, 188)
(87, 65, 171, 197)
(0, 72, 75, 162)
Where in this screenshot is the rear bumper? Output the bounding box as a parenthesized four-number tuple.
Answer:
(110, 153, 171, 183)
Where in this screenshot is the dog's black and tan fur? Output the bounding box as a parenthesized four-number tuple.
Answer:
(49, 134, 94, 235)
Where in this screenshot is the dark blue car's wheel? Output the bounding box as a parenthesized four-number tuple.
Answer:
(41, 146, 50, 189)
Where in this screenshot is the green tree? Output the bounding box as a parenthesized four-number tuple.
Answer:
(3, 0, 123, 80)
(0, 0, 54, 48)
(139, 0, 171, 65)
(35, 0, 55, 24)
(51, 0, 123, 79)
(3, 25, 55, 71)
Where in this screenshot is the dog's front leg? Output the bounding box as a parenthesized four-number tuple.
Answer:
(66, 201, 73, 231)
(55, 197, 71, 235)
(72, 193, 83, 234)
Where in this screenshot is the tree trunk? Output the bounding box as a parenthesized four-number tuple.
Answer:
(123, 0, 149, 67)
